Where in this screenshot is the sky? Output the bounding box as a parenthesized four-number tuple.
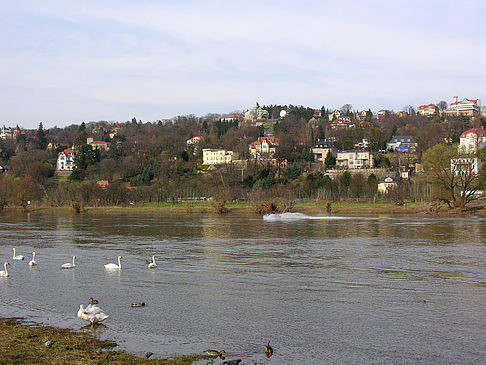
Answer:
(1, 0, 485, 129)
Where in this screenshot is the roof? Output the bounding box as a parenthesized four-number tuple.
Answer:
(418, 104, 436, 110)
(378, 176, 399, 183)
(337, 149, 370, 153)
(389, 136, 416, 143)
(312, 140, 335, 149)
(221, 114, 243, 119)
(460, 128, 486, 138)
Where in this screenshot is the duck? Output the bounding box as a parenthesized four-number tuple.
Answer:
(265, 342, 273, 357)
(204, 349, 225, 357)
(28, 252, 37, 266)
(61, 256, 76, 269)
(89, 297, 98, 305)
(77, 304, 109, 325)
(0, 262, 10, 277)
(148, 255, 157, 269)
(131, 302, 145, 307)
(104, 256, 122, 269)
(12, 248, 24, 260)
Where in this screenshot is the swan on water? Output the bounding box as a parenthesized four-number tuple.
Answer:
(77, 304, 108, 325)
(104, 256, 122, 269)
(148, 255, 157, 269)
(29, 252, 37, 266)
(12, 248, 24, 260)
(61, 256, 76, 269)
(0, 262, 10, 277)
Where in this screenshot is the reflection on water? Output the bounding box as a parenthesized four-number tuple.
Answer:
(0, 212, 485, 364)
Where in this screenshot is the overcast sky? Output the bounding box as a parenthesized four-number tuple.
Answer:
(1, 0, 485, 129)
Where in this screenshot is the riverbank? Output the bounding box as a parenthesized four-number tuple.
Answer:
(8, 199, 486, 216)
(0, 317, 204, 364)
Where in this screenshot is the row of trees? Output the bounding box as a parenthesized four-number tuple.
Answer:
(0, 104, 485, 210)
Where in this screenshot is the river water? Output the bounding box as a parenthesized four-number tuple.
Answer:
(0, 211, 485, 364)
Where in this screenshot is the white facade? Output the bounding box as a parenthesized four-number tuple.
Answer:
(56, 149, 78, 171)
(451, 157, 481, 175)
(459, 128, 486, 154)
(445, 96, 481, 116)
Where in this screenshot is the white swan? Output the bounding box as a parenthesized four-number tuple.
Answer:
(29, 252, 37, 266)
(12, 248, 24, 260)
(85, 304, 103, 314)
(61, 256, 76, 269)
(104, 256, 122, 269)
(0, 262, 10, 277)
(148, 255, 157, 269)
(77, 304, 108, 324)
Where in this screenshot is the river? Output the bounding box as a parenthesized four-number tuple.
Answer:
(0, 211, 485, 364)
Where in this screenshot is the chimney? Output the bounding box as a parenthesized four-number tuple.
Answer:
(453, 96, 458, 103)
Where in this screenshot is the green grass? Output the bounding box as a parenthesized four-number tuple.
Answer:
(0, 318, 204, 365)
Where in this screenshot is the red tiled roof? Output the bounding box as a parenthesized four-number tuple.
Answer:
(221, 114, 243, 119)
(460, 128, 486, 138)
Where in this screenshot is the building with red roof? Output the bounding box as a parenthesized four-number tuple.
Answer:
(417, 104, 437, 117)
(445, 96, 481, 117)
(249, 136, 279, 159)
(459, 128, 486, 154)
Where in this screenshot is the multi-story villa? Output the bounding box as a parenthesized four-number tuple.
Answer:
(417, 104, 437, 117)
(56, 147, 78, 171)
(459, 128, 486, 154)
(444, 96, 481, 116)
(387, 136, 418, 152)
(311, 140, 336, 164)
(202, 148, 233, 165)
(249, 137, 279, 159)
(336, 149, 374, 169)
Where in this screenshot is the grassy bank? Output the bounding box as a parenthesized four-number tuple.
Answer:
(0, 318, 203, 365)
(6, 199, 485, 216)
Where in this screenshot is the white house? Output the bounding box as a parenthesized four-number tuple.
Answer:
(56, 147, 78, 171)
(459, 128, 486, 154)
(451, 157, 481, 175)
(445, 96, 481, 116)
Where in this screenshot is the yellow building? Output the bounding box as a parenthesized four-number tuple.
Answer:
(311, 140, 336, 164)
(203, 148, 233, 165)
(336, 149, 374, 169)
(378, 177, 399, 193)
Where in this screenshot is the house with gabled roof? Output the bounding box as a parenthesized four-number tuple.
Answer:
(311, 139, 336, 164)
(387, 136, 417, 152)
(417, 104, 437, 117)
(249, 136, 279, 159)
(459, 128, 486, 154)
(56, 147, 78, 171)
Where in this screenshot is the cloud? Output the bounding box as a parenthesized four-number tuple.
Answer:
(1, 0, 485, 128)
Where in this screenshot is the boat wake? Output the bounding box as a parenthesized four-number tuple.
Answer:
(263, 212, 349, 221)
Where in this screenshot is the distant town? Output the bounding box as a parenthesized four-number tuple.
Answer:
(1, 96, 485, 211)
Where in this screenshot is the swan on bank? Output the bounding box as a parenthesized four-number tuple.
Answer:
(29, 252, 37, 266)
(61, 256, 76, 269)
(0, 262, 10, 277)
(12, 248, 24, 260)
(104, 256, 122, 270)
(77, 304, 108, 324)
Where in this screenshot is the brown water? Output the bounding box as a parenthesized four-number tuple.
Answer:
(0, 211, 485, 364)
